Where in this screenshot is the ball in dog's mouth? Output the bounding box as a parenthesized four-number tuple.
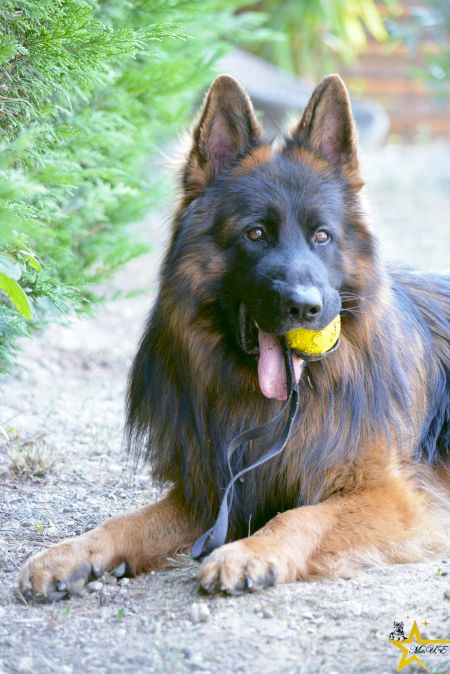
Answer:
(285, 315, 341, 356)
(239, 305, 340, 401)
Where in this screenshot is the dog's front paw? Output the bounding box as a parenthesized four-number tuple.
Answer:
(198, 538, 293, 595)
(19, 529, 129, 602)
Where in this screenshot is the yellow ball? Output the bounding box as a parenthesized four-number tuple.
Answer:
(285, 315, 341, 356)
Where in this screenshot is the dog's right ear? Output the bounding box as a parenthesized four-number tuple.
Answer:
(182, 75, 261, 199)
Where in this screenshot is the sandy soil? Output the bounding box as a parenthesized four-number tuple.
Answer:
(0, 143, 449, 674)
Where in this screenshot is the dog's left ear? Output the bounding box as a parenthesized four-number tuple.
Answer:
(291, 75, 360, 175)
(182, 75, 262, 199)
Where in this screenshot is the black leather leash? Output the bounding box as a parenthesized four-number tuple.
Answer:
(191, 337, 300, 561)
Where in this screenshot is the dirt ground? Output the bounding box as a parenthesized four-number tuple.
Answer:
(0, 143, 449, 674)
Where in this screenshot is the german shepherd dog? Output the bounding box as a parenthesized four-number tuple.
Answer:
(20, 75, 450, 600)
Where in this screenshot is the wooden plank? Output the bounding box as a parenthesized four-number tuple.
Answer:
(346, 78, 433, 96)
(389, 117, 450, 135)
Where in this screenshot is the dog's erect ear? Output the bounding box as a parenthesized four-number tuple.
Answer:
(182, 75, 261, 197)
(291, 75, 359, 173)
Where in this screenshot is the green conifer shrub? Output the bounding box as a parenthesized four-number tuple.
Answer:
(0, 0, 262, 368)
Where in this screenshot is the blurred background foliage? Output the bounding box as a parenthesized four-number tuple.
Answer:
(386, 0, 450, 97)
(242, 0, 393, 76)
(0, 0, 448, 369)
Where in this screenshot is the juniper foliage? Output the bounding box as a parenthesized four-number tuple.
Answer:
(0, 0, 262, 368)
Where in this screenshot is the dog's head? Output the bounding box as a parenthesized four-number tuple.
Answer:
(170, 75, 377, 399)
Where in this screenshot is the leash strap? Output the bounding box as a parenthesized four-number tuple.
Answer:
(191, 339, 300, 560)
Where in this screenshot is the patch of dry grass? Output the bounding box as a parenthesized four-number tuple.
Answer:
(3, 430, 58, 478)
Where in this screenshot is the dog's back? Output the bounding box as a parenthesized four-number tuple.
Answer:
(390, 268, 450, 462)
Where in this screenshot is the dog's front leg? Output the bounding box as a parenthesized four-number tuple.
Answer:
(199, 476, 422, 594)
(19, 489, 198, 600)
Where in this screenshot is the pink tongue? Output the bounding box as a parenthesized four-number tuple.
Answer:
(257, 329, 303, 400)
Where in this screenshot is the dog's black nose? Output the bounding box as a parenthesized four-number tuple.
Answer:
(283, 285, 323, 323)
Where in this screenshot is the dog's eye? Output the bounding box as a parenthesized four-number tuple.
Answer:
(246, 227, 266, 242)
(313, 229, 331, 245)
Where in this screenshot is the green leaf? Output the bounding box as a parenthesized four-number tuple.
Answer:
(343, 16, 367, 49)
(115, 607, 126, 621)
(0, 272, 32, 319)
(360, 0, 388, 41)
(19, 250, 42, 271)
